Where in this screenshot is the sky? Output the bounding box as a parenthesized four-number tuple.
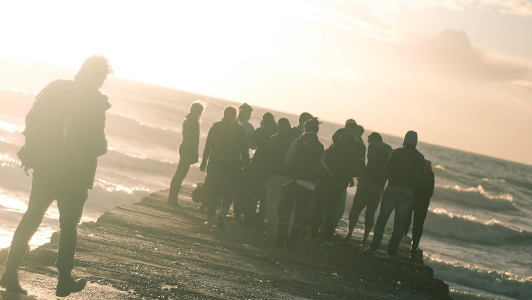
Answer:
(1, 0, 532, 165)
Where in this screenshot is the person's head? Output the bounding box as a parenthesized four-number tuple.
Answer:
(277, 118, 291, 134)
(403, 130, 418, 147)
(344, 119, 358, 136)
(357, 125, 364, 137)
(367, 132, 382, 144)
(332, 128, 348, 146)
(261, 112, 276, 128)
(189, 101, 204, 119)
(298, 112, 313, 127)
(223, 106, 237, 121)
(74, 55, 113, 89)
(238, 103, 253, 121)
(304, 117, 320, 134)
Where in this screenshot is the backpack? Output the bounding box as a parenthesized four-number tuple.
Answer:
(17, 80, 78, 171)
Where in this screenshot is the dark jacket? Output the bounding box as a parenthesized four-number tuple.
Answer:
(263, 131, 295, 177)
(347, 134, 366, 177)
(18, 80, 110, 189)
(285, 132, 324, 182)
(361, 141, 393, 188)
(179, 115, 200, 164)
(414, 170, 435, 200)
(318, 144, 354, 187)
(385, 146, 425, 190)
(202, 118, 249, 174)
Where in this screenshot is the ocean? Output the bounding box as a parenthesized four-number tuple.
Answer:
(1, 57, 531, 300)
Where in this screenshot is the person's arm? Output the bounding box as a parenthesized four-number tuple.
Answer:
(384, 149, 397, 180)
(320, 152, 334, 178)
(284, 139, 298, 166)
(239, 126, 250, 167)
(200, 126, 214, 171)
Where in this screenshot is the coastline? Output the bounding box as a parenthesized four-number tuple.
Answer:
(1, 187, 452, 299)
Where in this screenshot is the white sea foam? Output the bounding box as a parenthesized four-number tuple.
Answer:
(427, 255, 532, 299)
(425, 208, 532, 244)
(434, 184, 515, 210)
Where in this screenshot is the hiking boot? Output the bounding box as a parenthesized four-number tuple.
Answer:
(0, 269, 27, 295)
(363, 248, 377, 255)
(387, 253, 399, 260)
(286, 225, 304, 249)
(322, 241, 335, 247)
(56, 276, 87, 297)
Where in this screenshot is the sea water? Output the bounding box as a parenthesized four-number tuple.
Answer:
(1, 57, 531, 300)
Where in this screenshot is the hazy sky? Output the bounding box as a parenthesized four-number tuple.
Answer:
(1, 0, 532, 165)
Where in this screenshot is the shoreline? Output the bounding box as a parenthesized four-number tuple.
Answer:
(1, 187, 452, 299)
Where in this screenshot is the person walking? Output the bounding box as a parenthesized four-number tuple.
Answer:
(344, 132, 392, 245)
(0, 56, 112, 297)
(364, 131, 425, 259)
(167, 102, 204, 206)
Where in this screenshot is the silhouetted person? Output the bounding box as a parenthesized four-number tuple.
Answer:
(200, 107, 249, 230)
(310, 128, 354, 246)
(238, 103, 256, 150)
(276, 118, 331, 249)
(365, 131, 425, 259)
(292, 112, 313, 139)
(263, 118, 294, 237)
(333, 119, 365, 232)
(233, 103, 256, 223)
(248, 112, 278, 230)
(167, 101, 204, 206)
(345, 132, 392, 244)
(404, 159, 435, 260)
(0, 56, 112, 297)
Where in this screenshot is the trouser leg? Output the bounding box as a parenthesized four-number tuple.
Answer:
(387, 188, 414, 256)
(411, 195, 431, 250)
(322, 185, 346, 242)
(363, 184, 383, 240)
(369, 186, 398, 250)
(55, 189, 88, 276)
(207, 173, 224, 223)
(287, 184, 312, 249)
(265, 176, 283, 237)
(348, 182, 370, 237)
(310, 186, 328, 239)
(331, 189, 347, 231)
(5, 193, 54, 269)
(168, 160, 191, 204)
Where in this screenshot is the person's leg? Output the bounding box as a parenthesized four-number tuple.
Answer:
(55, 188, 89, 297)
(346, 182, 370, 240)
(331, 189, 347, 232)
(368, 186, 398, 252)
(265, 175, 282, 237)
(0, 185, 54, 294)
(310, 185, 328, 239)
(168, 160, 191, 205)
(255, 181, 267, 231)
(217, 170, 239, 229)
(362, 184, 383, 243)
(386, 188, 414, 257)
(411, 194, 431, 251)
(286, 184, 312, 249)
(276, 181, 297, 247)
(206, 173, 224, 224)
(321, 185, 346, 243)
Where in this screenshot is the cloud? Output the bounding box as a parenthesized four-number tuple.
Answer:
(406, 29, 531, 82)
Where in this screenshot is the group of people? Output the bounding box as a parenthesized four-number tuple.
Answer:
(169, 100, 435, 260)
(0, 56, 435, 297)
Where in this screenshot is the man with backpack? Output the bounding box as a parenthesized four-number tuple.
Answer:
(0, 56, 112, 297)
